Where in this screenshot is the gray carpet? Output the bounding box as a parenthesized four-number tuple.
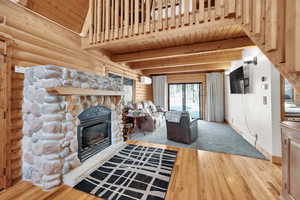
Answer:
(132, 120, 267, 160)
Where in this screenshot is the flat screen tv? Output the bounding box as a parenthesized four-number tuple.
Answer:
(230, 66, 247, 94)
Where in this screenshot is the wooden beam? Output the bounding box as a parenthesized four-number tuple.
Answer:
(130, 50, 243, 70)
(112, 37, 253, 63)
(142, 63, 231, 75)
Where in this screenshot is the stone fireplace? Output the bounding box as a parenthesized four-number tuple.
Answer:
(22, 65, 124, 190)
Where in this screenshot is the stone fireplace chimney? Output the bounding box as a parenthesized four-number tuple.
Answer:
(22, 65, 124, 190)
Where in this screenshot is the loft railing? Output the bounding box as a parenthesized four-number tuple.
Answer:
(86, 0, 237, 45)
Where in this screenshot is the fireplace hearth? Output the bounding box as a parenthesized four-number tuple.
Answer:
(77, 106, 112, 162)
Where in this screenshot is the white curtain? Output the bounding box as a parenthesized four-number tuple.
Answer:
(152, 76, 168, 109)
(206, 72, 224, 122)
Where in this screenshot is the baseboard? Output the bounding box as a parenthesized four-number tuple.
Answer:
(227, 122, 273, 161)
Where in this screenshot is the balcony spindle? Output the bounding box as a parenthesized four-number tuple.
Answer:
(130, 0, 134, 36)
(199, 0, 205, 22)
(89, 0, 94, 44)
(170, 0, 176, 28)
(105, 0, 110, 41)
(114, 0, 119, 39)
(164, 0, 168, 30)
(124, 0, 129, 37)
(184, 0, 190, 25)
(146, 0, 151, 32)
(158, 0, 163, 30)
(120, 0, 124, 38)
(215, 0, 221, 19)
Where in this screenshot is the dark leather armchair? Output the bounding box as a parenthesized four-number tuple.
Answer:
(166, 111, 199, 144)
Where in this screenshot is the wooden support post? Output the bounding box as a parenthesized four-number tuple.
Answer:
(286, 0, 300, 71)
(265, 0, 278, 51)
(0, 38, 12, 189)
(293, 87, 300, 107)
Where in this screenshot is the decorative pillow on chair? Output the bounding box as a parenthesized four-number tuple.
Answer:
(149, 102, 158, 113)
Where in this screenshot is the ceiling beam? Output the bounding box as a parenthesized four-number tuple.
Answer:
(130, 50, 242, 70)
(142, 63, 231, 75)
(111, 37, 253, 63)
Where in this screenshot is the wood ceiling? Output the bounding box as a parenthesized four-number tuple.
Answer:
(25, 0, 89, 33)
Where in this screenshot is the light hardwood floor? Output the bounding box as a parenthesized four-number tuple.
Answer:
(0, 141, 282, 200)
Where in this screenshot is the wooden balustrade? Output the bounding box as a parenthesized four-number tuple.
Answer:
(86, 0, 237, 45)
(84, 0, 300, 90)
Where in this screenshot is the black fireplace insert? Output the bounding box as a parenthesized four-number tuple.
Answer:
(77, 106, 111, 161)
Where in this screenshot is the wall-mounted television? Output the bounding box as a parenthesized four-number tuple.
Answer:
(230, 66, 249, 94)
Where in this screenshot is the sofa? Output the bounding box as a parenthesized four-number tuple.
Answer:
(134, 101, 165, 132)
(165, 111, 199, 144)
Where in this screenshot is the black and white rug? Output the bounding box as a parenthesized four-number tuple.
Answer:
(74, 144, 177, 200)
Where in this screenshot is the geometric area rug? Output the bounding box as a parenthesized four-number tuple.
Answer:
(74, 144, 178, 200)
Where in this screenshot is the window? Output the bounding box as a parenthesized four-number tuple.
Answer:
(168, 83, 201, 119)
(108, 73, 134, 104)
(123, 77, 134, 104)
(285, 79, 293, 102)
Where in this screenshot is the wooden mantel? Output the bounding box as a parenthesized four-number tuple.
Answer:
(46, 87, 125, 105)
(46, 87, 125, 96)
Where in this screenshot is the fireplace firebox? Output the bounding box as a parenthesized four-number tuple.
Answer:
(77, 106, 112, 161)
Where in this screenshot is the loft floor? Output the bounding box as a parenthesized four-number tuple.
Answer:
(0, 141, 281, 200)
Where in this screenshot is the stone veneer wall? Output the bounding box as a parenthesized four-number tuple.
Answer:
(22, 65, 124, 190)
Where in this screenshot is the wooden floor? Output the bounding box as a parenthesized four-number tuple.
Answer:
(0, 141, 282, 200)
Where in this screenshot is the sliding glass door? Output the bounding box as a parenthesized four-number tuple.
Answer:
(169, 83, 201, 119)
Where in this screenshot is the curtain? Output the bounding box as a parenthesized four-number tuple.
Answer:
(152, 76, 168, 109)
(206, 72, 224, 122)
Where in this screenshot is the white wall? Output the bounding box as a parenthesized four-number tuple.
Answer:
(225, 47, 282, 157)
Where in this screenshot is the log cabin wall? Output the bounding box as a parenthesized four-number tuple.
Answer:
(134, 81, 153, 103)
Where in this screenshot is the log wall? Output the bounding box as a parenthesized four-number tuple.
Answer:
(135, 81, 153, 103)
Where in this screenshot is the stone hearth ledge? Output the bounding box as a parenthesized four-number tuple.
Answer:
(22, 65, 125, 190)
(63, 142, 126, 187)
